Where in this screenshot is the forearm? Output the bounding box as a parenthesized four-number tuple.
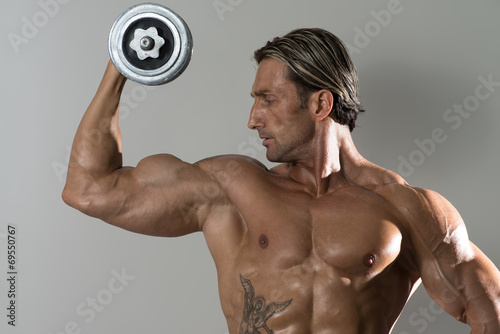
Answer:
(466, 292, 500, 334)
(465, 252, 500, 334)
(63, 61, 127, 201)
(469, 319, 500, 334)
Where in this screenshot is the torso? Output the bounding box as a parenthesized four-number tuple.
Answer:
(202, 157, 420, 334)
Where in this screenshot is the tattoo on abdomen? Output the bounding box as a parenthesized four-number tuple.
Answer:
(239, 275, 293, 334)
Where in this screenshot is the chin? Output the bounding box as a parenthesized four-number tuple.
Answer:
(265, 150, 280, 163)
(267, 157, 281, 163)
(266, 150, 289, 164)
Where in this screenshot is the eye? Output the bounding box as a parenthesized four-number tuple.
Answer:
(263, 99, 275, 105)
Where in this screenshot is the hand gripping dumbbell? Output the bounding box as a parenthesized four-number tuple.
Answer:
(108, 3, 193, 85)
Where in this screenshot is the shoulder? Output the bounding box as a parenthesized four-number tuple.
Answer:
(356, 163, 468, 249)
(363, 171, 476, 283)
(195, 154, 271, 184)
(355, 161, 454, 220)
(376, 182, 462, 229)
(374, 183, 469, 260)
(196, 154, 269, 172)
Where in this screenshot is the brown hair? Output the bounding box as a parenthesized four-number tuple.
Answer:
(254, 28, 364, 131)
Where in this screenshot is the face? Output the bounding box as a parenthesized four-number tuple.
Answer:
(249, 58, 316, 163)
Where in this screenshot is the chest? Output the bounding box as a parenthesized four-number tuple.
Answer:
(234, 186, 404, 279)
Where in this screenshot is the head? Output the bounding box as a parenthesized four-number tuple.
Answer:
(253, 28, 364, 131)
(250, 57, 318, 162)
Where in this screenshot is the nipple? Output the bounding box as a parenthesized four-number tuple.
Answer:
(363, 254, 376, 267)
(259, 234, 269, 249)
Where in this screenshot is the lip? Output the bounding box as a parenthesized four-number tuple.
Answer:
(261, 137, 273, 146)
(262, 138, 272, 145)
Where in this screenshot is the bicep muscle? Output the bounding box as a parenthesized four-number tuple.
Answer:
(93, 154, 227, 237)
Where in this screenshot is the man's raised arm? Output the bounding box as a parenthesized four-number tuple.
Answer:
(62, 61, 228, 237)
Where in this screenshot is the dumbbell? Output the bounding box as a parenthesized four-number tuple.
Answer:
(108, 3, 193, 85)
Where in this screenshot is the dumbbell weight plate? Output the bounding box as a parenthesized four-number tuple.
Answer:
(109, 3, 193, 85)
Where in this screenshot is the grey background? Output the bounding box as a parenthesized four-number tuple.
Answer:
(1, 0, 499, 333)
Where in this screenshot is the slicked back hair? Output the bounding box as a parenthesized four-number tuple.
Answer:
(254, 28, 364, 132)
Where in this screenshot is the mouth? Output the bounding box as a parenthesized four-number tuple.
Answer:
(259, 134, 273, 146)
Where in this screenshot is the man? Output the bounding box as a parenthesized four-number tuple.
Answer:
(63, 28, 500, 333)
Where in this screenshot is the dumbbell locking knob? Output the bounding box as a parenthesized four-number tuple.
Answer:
(129, 27, 165, 60)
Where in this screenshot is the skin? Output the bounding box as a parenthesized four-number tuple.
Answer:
(63, 58, 500, 333)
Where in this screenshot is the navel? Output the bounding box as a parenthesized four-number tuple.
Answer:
(362, 253, 376, 267)
(259, 234, 269, 249)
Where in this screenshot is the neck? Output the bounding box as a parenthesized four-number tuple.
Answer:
(287, 122, 364, 196)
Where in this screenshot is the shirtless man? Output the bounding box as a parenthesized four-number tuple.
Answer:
(62, 28, 500, 333)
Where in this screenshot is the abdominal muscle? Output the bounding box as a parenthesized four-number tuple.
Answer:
(218, 246, 414, 334)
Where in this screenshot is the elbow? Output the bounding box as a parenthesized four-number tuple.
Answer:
(62, 185, 92, 213)
(62, 182, 117, 220)
(61, 186, 75, 207)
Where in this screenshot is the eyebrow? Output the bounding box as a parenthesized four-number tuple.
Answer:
(250, 89, 273, 98)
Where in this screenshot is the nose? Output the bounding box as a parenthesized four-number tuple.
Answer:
(248, 102, 264, 130)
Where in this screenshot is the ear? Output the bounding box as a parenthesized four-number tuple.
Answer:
(311, 90, 334, 121)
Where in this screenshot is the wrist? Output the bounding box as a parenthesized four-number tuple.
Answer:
(105, 59, 127, 85)
(95, 60, 127, 98)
